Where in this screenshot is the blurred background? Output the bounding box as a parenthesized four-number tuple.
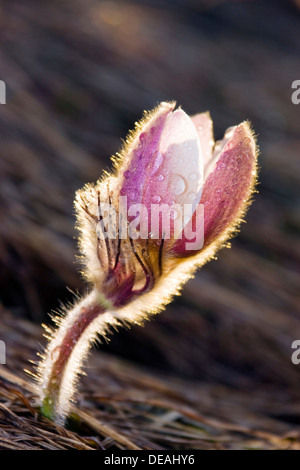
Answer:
(0, 0, 300, 449)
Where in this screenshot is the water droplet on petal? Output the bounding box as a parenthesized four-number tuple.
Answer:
(189, 172, 198, 182)
(124, 170, 131, 178)
(188, 191, 197, 201)
(170, 174, 186, 196)
(152, 195, 161, 203)
(157, 174, 164, 182)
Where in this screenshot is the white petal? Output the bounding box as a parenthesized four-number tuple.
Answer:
(191, 112, 214, 176)
(158, 109, 203, 226)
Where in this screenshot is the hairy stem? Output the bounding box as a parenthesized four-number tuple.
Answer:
(37, 290, 116, 424)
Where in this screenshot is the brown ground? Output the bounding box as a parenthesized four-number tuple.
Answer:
(0, 0, 300, 449)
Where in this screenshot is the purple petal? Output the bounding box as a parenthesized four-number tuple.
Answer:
(118, 103, 203, 240)
(173, 121, 257, 255)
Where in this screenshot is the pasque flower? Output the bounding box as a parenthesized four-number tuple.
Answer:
(35, 101, 258, 424)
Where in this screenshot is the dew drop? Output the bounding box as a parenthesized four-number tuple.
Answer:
(188, 191, 197, 201)
(157, 174, 164, 182)
(189, 172, 198, 182)
(152, 195, 161, 203)
(124, 170, 131, 178)
(170, 174, 187, 196)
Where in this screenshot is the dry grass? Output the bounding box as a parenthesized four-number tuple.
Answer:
(1, 305, 300, 450)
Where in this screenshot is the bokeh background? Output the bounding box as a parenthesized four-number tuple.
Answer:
(0, 0, 300, 449)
